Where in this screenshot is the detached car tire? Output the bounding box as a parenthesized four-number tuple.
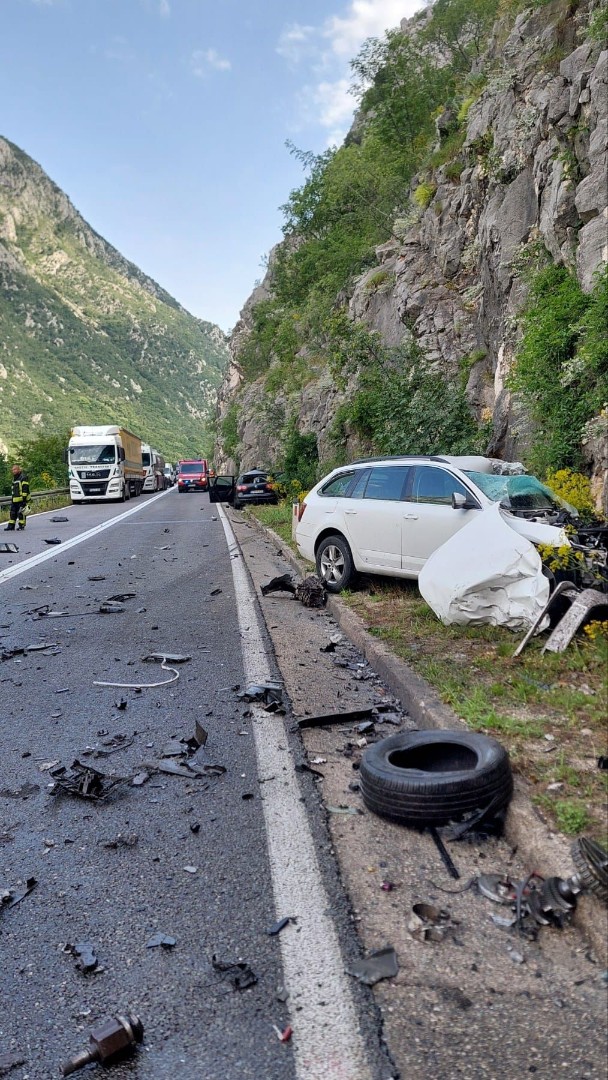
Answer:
(316, 534, 355, 592)
(360, 731, 512, 828)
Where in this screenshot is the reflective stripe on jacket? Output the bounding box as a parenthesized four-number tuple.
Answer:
(11, 475, 30, 504)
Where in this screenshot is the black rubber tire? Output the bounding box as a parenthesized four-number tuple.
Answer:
(233, 498, 242, 510)
(360, 730, 513, 828)
(316, 534, 355, 592)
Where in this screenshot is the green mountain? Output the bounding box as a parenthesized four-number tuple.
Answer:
(0, 136, 229, 461)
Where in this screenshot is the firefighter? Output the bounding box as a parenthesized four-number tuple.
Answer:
(4, 464, 30, 531)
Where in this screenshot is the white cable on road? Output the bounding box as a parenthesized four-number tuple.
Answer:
(218, 505, 372, 1080)
(0, 490, 168, 586)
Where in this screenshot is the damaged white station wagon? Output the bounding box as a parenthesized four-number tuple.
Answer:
(296, 455, 572, 593)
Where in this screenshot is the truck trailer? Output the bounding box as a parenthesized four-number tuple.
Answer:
(68, 426, 144, 503)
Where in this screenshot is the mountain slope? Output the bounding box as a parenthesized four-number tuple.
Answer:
(0, 137, 229, 459)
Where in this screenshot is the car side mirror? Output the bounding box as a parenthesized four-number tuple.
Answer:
(452, 491, 478, 510)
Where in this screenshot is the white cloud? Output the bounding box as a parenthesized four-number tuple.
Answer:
(191, 48, 232, 77)
(278, 1, 422, 140)
(308, 78, 354, 146)
(323, 0, 411, 59)
(276, 23, 317, 66)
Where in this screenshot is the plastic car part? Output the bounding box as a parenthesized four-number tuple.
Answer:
(61, 1014, 143, 1075)
(359, 731, 513, 828)
(571, 837, 608, 903)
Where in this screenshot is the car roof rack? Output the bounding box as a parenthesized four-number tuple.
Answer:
(347, 454, 450, 466)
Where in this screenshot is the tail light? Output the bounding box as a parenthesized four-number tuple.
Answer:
(298, 501, 307, 521)
(236, 484, 246, 492)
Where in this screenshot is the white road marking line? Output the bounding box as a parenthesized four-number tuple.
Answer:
(0, 491, 168, 586)
(218, 505, 371, 1080)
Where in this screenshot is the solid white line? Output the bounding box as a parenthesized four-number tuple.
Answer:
(0, 490, 168, 586)
(218, 505, 371, 1080)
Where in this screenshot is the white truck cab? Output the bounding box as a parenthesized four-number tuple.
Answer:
(68, 426, 143, 503)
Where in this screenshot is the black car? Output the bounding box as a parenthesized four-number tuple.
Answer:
(233, 470, 278, 510)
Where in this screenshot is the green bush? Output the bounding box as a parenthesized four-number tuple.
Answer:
(510, 262, 608, 472)
(13, 430, 70, 490)
(413, 182, 437, 209)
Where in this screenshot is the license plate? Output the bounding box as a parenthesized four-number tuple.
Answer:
(87, 487, 102, 494)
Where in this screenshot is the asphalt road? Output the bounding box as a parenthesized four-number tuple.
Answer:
(1, 493, 606, 1080)
(0, 492, 392, 1080)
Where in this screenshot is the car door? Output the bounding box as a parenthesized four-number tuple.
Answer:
(208, 475, 235, 503)
(401, 465, 480, 573)
(343, 466, 410, 571)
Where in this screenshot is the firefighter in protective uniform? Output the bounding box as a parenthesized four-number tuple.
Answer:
(4, 464, 30, 530)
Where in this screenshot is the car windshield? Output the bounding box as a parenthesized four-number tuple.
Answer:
(142, 452, 151, 467)
(180, 463, 204, 474)
(464, 471, 577, 514)
(69, 444, 116, 465)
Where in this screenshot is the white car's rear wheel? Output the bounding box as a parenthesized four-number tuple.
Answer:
(316, 535, 354, 592)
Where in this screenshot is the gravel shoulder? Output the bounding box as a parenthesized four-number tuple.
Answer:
(230, 507, 608, 1080)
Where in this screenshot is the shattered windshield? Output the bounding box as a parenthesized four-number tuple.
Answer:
(464, 471, 577, 515)
(69, 444, 116, 465)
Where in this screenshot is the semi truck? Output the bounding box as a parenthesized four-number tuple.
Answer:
(68, 426, 144, 503)
(142, 445, 167, 491)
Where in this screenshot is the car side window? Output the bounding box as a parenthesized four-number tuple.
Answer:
(348, 469, 371, 499)
(409, 466, 471, 505)
(320, 471, 358, 497)
(363, 466, 409, 501)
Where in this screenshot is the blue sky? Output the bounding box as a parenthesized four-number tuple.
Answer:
(1, 0, 421, 331)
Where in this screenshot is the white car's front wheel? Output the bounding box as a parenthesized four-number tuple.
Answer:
(316, 535, 354, 593)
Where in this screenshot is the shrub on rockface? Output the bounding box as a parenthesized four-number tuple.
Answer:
(510, 263, 608, 474)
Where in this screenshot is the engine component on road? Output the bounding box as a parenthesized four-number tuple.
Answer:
(61, 1013, 143, 1075)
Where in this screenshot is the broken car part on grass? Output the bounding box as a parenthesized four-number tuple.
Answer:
(514, 582, 608, 656)
(260, 573, 327, 608)
(61, 1014, 144, 1077)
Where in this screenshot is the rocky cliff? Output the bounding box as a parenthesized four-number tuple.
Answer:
(215, 0, 607, 508)
(0, 137, 229, 459)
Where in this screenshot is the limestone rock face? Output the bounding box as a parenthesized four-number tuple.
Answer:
(215, 7, 607, 495)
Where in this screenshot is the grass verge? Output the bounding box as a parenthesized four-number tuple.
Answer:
(248, 502, 607, 841)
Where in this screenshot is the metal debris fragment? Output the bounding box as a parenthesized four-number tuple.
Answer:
(1, 877, 37, 910)
(294, 574, 326, 608)
(347, 946, 398, 986)
(261, 574, 295, 597)
(296, 707, 375, 730)
(60, 1014, 144, 1076)
(238, 682, 284, 711)
(65, 942, 99, 974)
(408, 902, 454, 943)
(49, 760, 128, 801)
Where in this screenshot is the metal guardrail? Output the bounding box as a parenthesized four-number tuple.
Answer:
(0, 487, 69, 509)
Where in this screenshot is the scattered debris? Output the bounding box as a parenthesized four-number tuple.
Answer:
(106, 593, 136, 603)
(43, 538, 62, 545)
(184, 865, 198, 874)
(211, 956, 257, 990)
(238, 682, 284, 711)
(408, 902, 455, 943)
(1, 642, 60, 661)
(60, 1013, 144, 1076)
(327, 805, 363, 816)
(266, 916, 295, 936)
(261, 574, 295, 596)
(429, 827, 460, 880)
(146, 933, 176, 949)
(131, 771, 150, 787)
(347, 946, 398, 986)
(88, 575, 106, 581)
(49, 760, 128, 801)
(51, 516, 69, 522)
(98, 602, 125, 614)
(543, 587, 608, 654)
(1, 877, 37, 909)
(381, 880, 397, 891)
(294, 574, 327, 608)
(94, 653, 191, 690)
(272, 1024, 293, 1043)
(296, 707, 375, 730)
(65, 942, 99, 974)
(0, 543, 18, 554)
